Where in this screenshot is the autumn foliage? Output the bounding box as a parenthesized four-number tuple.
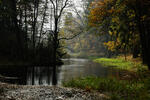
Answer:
(88, 0, 150, 68)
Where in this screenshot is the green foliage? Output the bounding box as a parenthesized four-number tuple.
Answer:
(63, 76, 150, 100)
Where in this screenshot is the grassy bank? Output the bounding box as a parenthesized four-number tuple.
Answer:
(93, 55, 148, 72)
(63, 55, 150, 100)
(63, 76, 150, 100)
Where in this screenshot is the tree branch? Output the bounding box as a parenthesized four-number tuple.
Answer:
(58, 0, 69, 18)
(49, 0, 56, 17)
(58, 31, 82, 40)
(73, 6, 85, 26)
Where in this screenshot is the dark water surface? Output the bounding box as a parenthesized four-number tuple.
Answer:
(0, 58, 123, 85)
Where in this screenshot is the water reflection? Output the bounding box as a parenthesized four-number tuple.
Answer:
(27, 67, 55, 85)
(0, 58, 125, 85)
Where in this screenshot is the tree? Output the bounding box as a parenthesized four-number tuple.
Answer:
(134, 0, 150, 68)
(0, 0, 25, 60)
(88, 0, 150, 69)
(0, 0, 56, 65)
(88, 0, 140, 58)
(49, 0, 72, 85)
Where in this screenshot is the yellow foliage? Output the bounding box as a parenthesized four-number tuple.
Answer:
(104, 41, 116, 51)
(104, 38, 122, 52)
(108, 31, 113, 35)
(89, 0, 110, 27)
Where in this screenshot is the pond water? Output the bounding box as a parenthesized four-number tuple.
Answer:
(0, 58, 123, 85)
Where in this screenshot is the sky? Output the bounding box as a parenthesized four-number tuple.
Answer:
(43, 0, 83, 30)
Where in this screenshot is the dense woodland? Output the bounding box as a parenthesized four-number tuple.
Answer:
(87, 0, 150, 69)
(0, 0, 150, 69)
(1, 0, 150, 99)
(0, 0, 71, 65)
(62, 0, 150, 69)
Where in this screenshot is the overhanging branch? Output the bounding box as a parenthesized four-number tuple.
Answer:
(58, 0, 69, 18)
(58, 31, 82, 40)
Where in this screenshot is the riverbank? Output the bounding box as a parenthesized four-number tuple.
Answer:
(63, 56, 150, 100)
(0, 82, 108, 100)
(93, 55, 148, 72)
(0, 58, 63, 66)
(63, 76, 150, 100)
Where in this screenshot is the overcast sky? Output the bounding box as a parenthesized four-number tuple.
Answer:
(43, 0, 84, 30)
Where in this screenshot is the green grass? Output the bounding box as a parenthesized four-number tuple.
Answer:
(63, 76, 150, 100)
(64, 56, 150, 99)
(93, 58, 147, 71)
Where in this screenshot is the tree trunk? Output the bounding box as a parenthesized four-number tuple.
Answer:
(24, 2, 28, 60)
(12, 0, 23, 59)
(135, 0, 150, 69)
(52, 17, 58, 85)
(132, 45, 139, 58)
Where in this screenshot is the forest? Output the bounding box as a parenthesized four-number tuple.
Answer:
(0, 0, 150, 100)
(0, 0, 70, 66)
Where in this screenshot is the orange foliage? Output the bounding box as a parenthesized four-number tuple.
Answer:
(88, 0, 116, 27)
(104, 38, 122, 52)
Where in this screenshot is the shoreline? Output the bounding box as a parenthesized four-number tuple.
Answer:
(0, 82, 108, 100)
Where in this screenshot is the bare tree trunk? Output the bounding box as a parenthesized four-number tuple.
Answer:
(25, 2, 28, 48)
(38, 0, 48, 46)
(32, 0, 39, 62)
